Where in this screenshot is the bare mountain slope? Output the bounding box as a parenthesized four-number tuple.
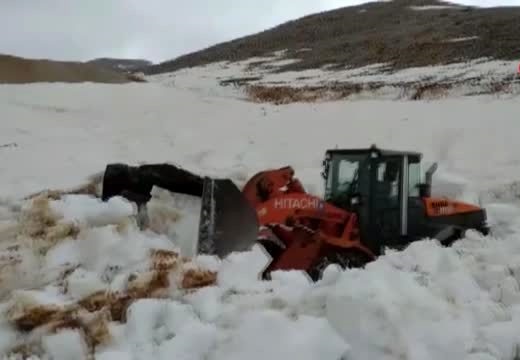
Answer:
(144, 0, 520, 75)
(0, 54, 145, 84)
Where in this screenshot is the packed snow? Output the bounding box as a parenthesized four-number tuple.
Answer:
(1, 57, 520, 359)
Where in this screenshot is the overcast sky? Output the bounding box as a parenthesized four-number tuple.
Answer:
(0, 0, 518, 63)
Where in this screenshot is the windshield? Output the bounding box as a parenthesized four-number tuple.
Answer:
(325, 154, 366, 201)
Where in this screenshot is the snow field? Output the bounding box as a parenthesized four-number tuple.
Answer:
(1, 57, 520, 359)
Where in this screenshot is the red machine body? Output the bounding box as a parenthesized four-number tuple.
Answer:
(101, 145, 489, 281)
(242, 167, 375, 279)
(241, 164, 487, 280)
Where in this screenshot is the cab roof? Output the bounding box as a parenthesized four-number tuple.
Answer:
(325, 144, 422, 159)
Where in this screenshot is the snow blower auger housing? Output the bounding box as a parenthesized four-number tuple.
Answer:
(101, 145, 489, 281)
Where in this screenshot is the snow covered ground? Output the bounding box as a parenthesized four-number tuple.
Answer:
(1, 60, 520, 359)
(148, 50, 520, 101)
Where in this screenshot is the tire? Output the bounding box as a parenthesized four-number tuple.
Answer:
(257, 239, 285, 260)
(256, 239, 285, 281)
(306, 249, 370, 282)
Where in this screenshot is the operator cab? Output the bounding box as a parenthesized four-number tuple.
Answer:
(321, 144, 437, 253)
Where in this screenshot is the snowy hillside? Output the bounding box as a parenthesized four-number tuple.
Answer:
(145, 0, 520, 79)
(1, 57, 520, 359)
(149, 50, 520, 102)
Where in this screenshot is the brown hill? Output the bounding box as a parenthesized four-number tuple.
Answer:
(144, 0, 520, 75)
(0, 54, 144, 84)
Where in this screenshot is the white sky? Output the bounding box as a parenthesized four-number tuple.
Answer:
(0, 0, 518, 63)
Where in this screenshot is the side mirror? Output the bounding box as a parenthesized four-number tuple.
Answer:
(320, 171, 326, 179)
(321, 159, 329, 179)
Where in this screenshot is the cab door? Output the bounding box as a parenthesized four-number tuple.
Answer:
(367, 156, 404, 248)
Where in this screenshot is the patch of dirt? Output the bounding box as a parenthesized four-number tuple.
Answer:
(243, 77, 519, 104)
(245, 84, 364, 104)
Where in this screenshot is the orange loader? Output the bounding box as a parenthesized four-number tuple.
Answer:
(101, 145, 489, 281)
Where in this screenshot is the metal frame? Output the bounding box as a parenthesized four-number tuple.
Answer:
(400, 155, 409, 236)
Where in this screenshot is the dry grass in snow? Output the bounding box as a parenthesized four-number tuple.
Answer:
(0, 192, 217, 358)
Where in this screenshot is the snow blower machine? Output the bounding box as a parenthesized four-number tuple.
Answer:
(101, 145, 489, 281)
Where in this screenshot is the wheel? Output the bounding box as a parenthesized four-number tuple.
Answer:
(306, 249, 371, 282)
(437, 226, 464, 247)
(257, 239, 285, 260)
(256, 237, 286, 281)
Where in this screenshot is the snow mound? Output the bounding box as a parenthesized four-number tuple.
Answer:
(2, 188, 520, 359)
(0, 193, 217, 358)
